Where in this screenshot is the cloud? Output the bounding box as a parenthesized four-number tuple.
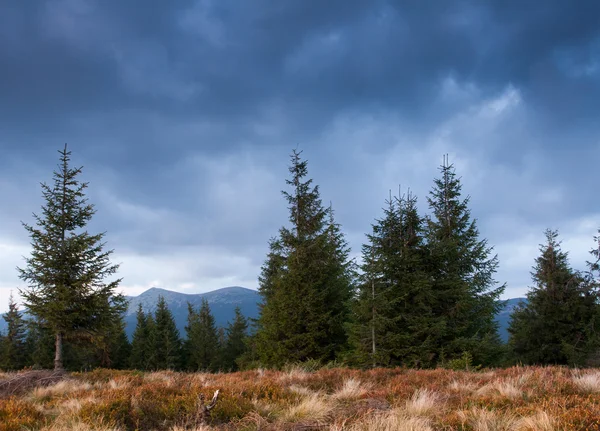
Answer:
(1, 0, 599, 312)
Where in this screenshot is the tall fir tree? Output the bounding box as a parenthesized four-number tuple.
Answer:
(256, 150, 354, 367)
(1, 293, 27, 370)
(509, 229, 600, 366)
(425, 157, 504, 366)
(18, 145, 126, 370)
(349, 191, 440, 368)
(185, 299, 219, 371)
(153, 296, 182, 370)
(349, 195, 403, 368)
(130, 304, 156, 370)
(222, 306, 249, 371)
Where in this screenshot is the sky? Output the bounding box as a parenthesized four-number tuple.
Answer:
(1, 0, 599, 312)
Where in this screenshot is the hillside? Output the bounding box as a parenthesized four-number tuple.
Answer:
(1, 288, 524, 343)
(123, 286, 261, 339)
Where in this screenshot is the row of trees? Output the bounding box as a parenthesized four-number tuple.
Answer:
(251, 152, 506, 368)
(129, 297, 248, 372)
(2, 145, 599, 371)
(0, 293, 249, 371)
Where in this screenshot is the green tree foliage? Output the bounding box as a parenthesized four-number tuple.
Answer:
(185, 299, 219, 371)
(18, 145, 126, 370)
(509, 229, 600, 366)
(153, 296, 182, 370)
(425, 157, 504, 366)
(221, 306, 249, 371)
(130, 304, 156, 370)
(256, 150, 354, 367)
(0, 293, 27, 370)
(349, 192, 441, 368)
(24, 318, 55, 369)
(101, 317, 131, 369)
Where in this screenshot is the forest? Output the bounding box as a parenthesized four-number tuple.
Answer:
(1, 146, 599, 373)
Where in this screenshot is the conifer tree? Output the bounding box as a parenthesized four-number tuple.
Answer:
(0, 293, 27, 370)
(509, 229, 600, 366)
(349, 196, 403, 367)
(256, 150, 354, 366)
(153, 296, 182, 370)
(130, 304, 155, 370)
(101, 317, 131, 369)
(425, 157, 504, 366)
(222, 307, 249, 371)
(185, 299, 219, 371)
(18, 145, 126, 370)
(349, 191, 440, 368)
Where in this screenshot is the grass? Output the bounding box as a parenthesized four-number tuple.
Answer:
(0, 366, 599, 430)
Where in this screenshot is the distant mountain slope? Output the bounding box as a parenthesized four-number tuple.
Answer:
(123, 286, 261, 339)
(1, 289, 525, 344)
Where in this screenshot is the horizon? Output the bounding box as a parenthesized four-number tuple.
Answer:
(1, 1, 599, 312)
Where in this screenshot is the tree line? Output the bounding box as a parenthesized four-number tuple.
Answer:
(1, 146, 599, 371)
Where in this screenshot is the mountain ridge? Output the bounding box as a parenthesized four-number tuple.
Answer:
(0, 286, 525, 343)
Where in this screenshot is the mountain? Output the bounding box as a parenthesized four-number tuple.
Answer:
(0, 288, 525, 344)
(495, 297, 527, 342)
(123, 286, 261, 339)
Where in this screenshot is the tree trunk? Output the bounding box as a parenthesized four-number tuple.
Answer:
(54, 332, 64, 371)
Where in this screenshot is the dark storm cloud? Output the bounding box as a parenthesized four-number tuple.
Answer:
(1, 0, 599, 306)
(2, 0, 599, 137)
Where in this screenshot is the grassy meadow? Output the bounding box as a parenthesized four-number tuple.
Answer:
(1, 366, 599, 431)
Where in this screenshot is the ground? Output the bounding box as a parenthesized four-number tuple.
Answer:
(1, 366, 599, 430)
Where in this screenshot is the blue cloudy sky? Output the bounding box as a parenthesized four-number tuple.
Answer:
(1, 0, 599, 311)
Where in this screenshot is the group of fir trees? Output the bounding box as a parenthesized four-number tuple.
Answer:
(255, 152, 505, 369)
(508, 229, 600, 366)
(5, 144, 600, 372)
(347, 157, 504, 368)
(129, 297, 249, 372)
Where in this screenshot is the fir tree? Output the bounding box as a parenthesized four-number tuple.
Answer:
(425, 157, 504, 366)
(100, 316, 131, 369)
(153, 296, 182, 370)
(222, 307, 249, 371)
(1, 293, 27, 370)
(185, 299, 219, 371)
(349, 195, 403, 368)
(18, 145, 126, 370)
(130, 304, 155, 370)
(256, 150, 354, 367)
(509, 229, 600, 366)
(349, 191, 440, 368)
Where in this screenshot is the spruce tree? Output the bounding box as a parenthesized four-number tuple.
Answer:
(18, 145, 126, 370)
(130, 304, 155, 370)
(349, 191, 440, 368)
(425, 157, 504, 366)
(508, 229, 600, 366)
(255, 150, 354, 367)
(1, 293, 27, 370)
(349, 196, 403, 367)
(153, 296, 182, 370)
(185, 299, 219, 371)
(222, 307, 249, 371)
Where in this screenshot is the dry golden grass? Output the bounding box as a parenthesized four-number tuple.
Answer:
(278, 392, 330, 423)
(331, 378, 369, 400)
(572, 370, 600, 393)
(343, 409, 433, 431)
(0, 366, 598, 430)
(404, 389, 441, 417)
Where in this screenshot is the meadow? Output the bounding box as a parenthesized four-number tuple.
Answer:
(1, 366, 599, 431)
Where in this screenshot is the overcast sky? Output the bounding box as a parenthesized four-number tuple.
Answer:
(1, 0, 599, 312)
